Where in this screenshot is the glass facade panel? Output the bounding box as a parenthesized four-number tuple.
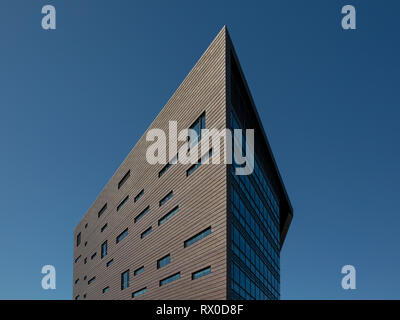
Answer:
(229, 110, 280, 300)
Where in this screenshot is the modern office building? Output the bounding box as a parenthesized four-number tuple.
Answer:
(73, 26, 292, 300)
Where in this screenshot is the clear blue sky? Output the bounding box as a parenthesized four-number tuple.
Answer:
(0, 0, 399, 300)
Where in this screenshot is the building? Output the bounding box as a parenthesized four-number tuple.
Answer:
(73, 26, 293, 300)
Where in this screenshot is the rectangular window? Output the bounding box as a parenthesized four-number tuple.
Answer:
(88, 276, 96, 285)
(158, 154, 178, 178)
(134, 189, 144, 202)
(101, 223, 108, 233)
(158, 206, 179, 226)
(121, 270, 130, 290)
(141, 226, 152, 239)
(84, 257, 87, 264)
(91, 252, 97, 260)
(116, 228, 128, 243)
(132, 287, 147, 298)
(186, 149, 213, 177)
(134, 266, 144, 276)
(184, 227, 211, 248)
(98, 203, 107, 218)
(157, 254, 170, 269)
(159, 272, 180, 287)
(117, 195, 129, 211)
(189, 112, 206, 148)
(159, 191, 173, 207)
(106, 259, 114, 267)
(134, 206, 150, 223)
(102, 286, 110, 294)
(76, 232, 81, 247)
(74, 255, 81, 263)
(101, 241, 107, 259)
(118, 170, 130, 189)
(192, 266, 211, 280)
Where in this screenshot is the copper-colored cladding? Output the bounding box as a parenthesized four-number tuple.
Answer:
(73, 26, 292, 300)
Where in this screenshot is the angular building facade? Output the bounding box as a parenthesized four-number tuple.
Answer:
(73, 26, 292, 300)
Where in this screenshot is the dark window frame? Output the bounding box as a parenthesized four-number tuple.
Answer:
(121, 270, 130, 290)
(134, 266, 144, 276)
(157, 254, 171, 269)
(132, 287, 147, 298)
(101, 223, 108, 233)
(134, 189, 144, 202)
(106, 259, 114, 267)
(98, 203, 107, 218)
(134, 206, 150, 223)
(159, 272, 181, 287)
(158, 154, 178, 178)
(159, 191, 173, 207)
(186, 149, 213, 177)
(188, 112, 206, 149)
(158, 206, 179, 226)
(140, 226, 152, 239)
(118, 170, 131, 189)
(76, 232, 81, 247)
(192, 266, 211, 280)
(102, 286, 110, 294)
